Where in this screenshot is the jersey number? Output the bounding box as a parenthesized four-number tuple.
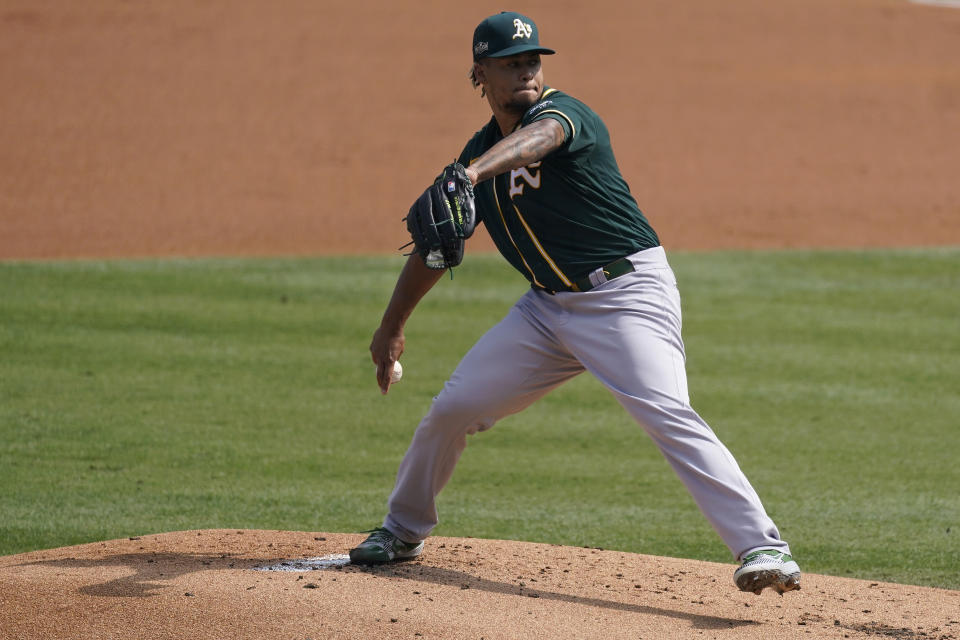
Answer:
(509, 162, 542, 197)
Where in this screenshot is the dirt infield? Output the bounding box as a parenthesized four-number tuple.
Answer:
(1, 0, 958, 638)
(2, 531, 958, 640)
(1, 0, 958, 260)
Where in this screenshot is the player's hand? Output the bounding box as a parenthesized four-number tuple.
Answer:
(370, 325, 404, 395)
(404, 162, 476, 270)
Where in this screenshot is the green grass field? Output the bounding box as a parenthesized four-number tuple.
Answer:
(1, 249, 957, 589)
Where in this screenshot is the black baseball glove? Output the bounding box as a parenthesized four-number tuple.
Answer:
(403, 162, 477, 270)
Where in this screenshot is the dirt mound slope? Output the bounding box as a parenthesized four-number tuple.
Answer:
(1, 530, 957, 640)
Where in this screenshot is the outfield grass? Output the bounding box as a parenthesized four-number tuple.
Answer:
(1, 249, 957, 589)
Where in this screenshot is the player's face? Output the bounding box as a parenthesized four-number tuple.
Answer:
(477, 53, 544, 114)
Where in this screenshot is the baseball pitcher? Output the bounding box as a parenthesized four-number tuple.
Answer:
(353, 11, 801, 596)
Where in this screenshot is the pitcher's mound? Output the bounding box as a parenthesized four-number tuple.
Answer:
(1, 530, 956, 639)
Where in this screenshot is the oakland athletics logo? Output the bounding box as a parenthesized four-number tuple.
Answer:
(509, 162, 542, 197)
(512, 18, 533, 40)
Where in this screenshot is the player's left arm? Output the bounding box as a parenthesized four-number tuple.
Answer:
(464, 118, 564, 186)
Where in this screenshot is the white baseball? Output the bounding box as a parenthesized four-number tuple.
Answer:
(390, 360, 403, 384)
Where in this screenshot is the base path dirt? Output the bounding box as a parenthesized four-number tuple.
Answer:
(1, 530, 957, 640)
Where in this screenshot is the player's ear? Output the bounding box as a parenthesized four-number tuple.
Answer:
(472, 61, 486, 86)
(470, 62, 487, 98)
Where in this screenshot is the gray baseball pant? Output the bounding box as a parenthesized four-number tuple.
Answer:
(383, 246, 790, 560)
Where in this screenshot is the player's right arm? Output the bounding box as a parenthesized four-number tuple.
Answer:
(370, 253, 447, 394)
(464, 118, 564, 185)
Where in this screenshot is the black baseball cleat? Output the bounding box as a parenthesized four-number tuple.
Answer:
(349, 527, 424, 564)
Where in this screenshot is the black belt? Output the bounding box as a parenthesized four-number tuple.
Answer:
(535, 256, 636, 294)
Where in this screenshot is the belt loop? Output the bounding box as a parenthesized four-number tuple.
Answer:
(572, 255, 638, 293)
(587, 267, 609, 289)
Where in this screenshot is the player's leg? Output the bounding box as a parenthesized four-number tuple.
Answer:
(381, 292, 583, 545)
(556, 250, 792, 565)
(559, 260, 800, 593)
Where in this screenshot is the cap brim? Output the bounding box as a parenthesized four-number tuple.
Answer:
(484, 44, 556, 58)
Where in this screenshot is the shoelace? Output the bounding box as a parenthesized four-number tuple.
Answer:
(744, 552, 787, 566)
(363, 528, 397, 547)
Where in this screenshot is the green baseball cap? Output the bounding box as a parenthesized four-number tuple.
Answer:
(472, 12, 556, 61)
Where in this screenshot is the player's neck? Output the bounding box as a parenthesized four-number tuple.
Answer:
(492, 112, 523, 137)
(485, 91, 527, 135)
(487, 89, 544, 136)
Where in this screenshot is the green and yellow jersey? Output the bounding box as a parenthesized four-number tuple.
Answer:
(457, 87, 659, 292)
